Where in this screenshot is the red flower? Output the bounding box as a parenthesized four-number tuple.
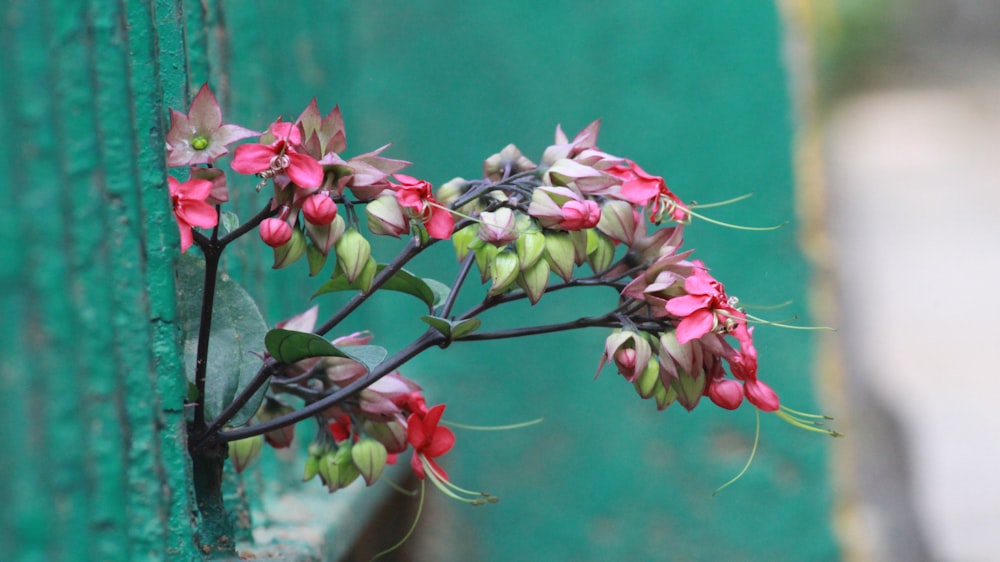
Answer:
(391, 174, 455, 239)
(406, 403, 455, 480)
(230, 120, 325, 188)
(609, 160, 689, 223)
(168, 176, 217, 253)
(665, 264, 742, 344)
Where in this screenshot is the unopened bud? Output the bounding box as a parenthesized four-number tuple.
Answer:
(229, 435, 264, 473)
(586, 229, 616, 274)
(435, 177, 470, 206)
(490, 250, 521, 294)
(670, 368, 706, 411)
(366, 192, 409, 237)
(335, 228, 371, 283)
(302, 192, 338, 225)
(302, 455, 320, 482)
(453, 223, 480, 261)
(707, 377, 744, 410)
(632, 357, 660, 398)
(544, 231, 576, 281)
(478, 208, 519, 247)
(272, 226, 306, 269)
(257, 400, 296, 449)
(318, 451, 341, 493)
(653, 378, 678, 411)
(306, 213, 345, 256)
(515, 227, 546, 271)
(362, 420, 409, 453)
(516, 258, 550, 305)
(351, 438, 389, 486)
(260, 217, 293, 247)
(596, 199, 637, 245)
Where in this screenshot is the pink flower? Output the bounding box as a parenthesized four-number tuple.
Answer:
(168, 176, 217, 253)
(706, 377, 744, 410)
(608, 160, 689, 223)
(165, 84, 258, 167)
(230, 120, 325, 188)
(665, 264, 742, 344)
(407, 403, 455, 480)
(391, 174, 455, 239)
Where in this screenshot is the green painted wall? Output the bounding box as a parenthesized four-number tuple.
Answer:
(0, 1, 836, 560)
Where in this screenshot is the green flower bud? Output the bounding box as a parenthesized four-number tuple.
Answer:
(632, 357, 660, 399)
(319, 451, 341, 493)
(305, 213, 346, 256)
(228, 435, 264, 473)
(302, 454, 320, 482)
(517, 258, 550, 305)
(544, 231, 576, 281)
(569, 229, 589, 265)
(490, 250, 521, 294)
(595, 199, 637, 245)
(452, 223, 480, 261)
(435, 177, 469, 206)
(272, 226, 307, 269)
(355, 256, 378, 293)
(670, 368, 705, 411)
(351, 438, 389, 486)
(362, 420, 408, 453)
(653, 378, 678, 411)
(515, 228, 546, 271)
(366, 193, 409, 237)
(586, 229, 616, 274)
(335, 228, 371, 283)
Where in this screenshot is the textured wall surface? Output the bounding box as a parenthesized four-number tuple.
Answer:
(0, 1, 836, 560)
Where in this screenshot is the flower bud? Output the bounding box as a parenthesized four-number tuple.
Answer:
(478, 208, 519, 247)
(302, 454, 320, 482)
(544, 231, 576, 281)
(632, 357, 660, 399)
(586, 229, 616, 274)
(302, 192, 338, 225)
(355, 256, 378, 293)
(515, 228, 546, 271)
(490, 250, 521, 294)
(452, 223, 480, 261)
(362, 420, 409, 453)
(305, 213, 346, 257)
(351, 438, 388, 486)
(335, 228, 371, 283)
(366, 192, 409, 237)
(260, 217, 293, 247)
(272, 226, 307, 269)
(569, 229, 589, 265)
(595, 199, 637, 245)
(653, 377, 678, 411)
(228, 435, 264, 473)
(483, 144, 536, 181)
(472, 239, 498, 283)
(435, 177, 470, 206)
(516, 258, 550, 305)
(707, 377, 744, 410)
(318, 451, 341, 492)
(257, 400, 296, 449)
(670, 368, 705, 411)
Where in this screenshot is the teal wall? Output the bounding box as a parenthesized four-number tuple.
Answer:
(0, 1, 836, 560)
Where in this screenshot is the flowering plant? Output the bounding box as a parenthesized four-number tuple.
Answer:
(168, 84, 837, 556)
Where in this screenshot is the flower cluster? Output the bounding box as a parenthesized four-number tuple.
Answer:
(168, 85, 834, 523)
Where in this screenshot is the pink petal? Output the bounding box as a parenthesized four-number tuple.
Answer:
(425, 207, 455, 239)
(176, 219, 194, 253)
(674, 309, 715, 344)
(230, 144, 277, 174)
(665, 294, 710, 317)
(178, 178, 213, 201)
(177, 199, 218, 229)
(744, 379, 780, 412)
(286, 152, 324, 187)
(188, 83, 223, 130)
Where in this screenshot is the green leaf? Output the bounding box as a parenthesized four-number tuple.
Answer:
(264, 329, 352, 363)
(423, 277, 451, 309)
(175, 254, 270, 427)
(219, 211, 240, 235)
(314, 265, 442, 311)
(420, 316, 481, 340)
(264, 329, 387, 374)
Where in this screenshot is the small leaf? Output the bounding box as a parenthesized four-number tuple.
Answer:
(419, 316, 481, 340)
(220, 211, 240, 234)
(265, 329, 351, 364)
(420, 315, 453, 338)
(314, 265, 441, 311)
(344, 344, 388, 372)
(450, 318, 481, 339)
